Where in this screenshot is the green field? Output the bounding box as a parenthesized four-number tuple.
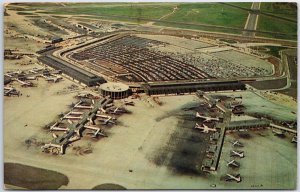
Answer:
(7, 2, 298, 40)
(258, 15, 297, 35)
(21, 3, 176, 20)
(11, 2, 250, 28)
(225, 2, 252, 9)
(260, 2, 297, 21)
(162, 3, 249, 28)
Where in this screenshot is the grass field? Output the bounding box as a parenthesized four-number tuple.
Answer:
(257, 15, 297, 35)
(260, 2, 297, 21)
(19, 3, 176, 20)
(7, 2, 297, 39)
(11, 2, 250, 28)
(225, 2, 252, 9)
(162, 3, 249, 28)
(154, 22, 241, 35)
(258, 3, 297, 39)
(251, 46, 288, 58)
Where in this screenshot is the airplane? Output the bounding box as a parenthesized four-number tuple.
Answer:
(69, 111, 84, 115)
(4, 87, 20, 96)
(61, 109, 115, 125)
(195, 112, 219, 122)
(124, 100, 135, 106)
(28, 68, 42, 74)
(272, 129, 285, 136)
(97, 115, 115, 125)
(45, 75, 63, 83)
(225, 173, 241, 183)
(230, 140, 244, 147)
(4, 87, 14, 95)
(110, 107, 120, 114)
(84, 125, 107, 138)
(16, 79, 34, 87)
(4, 73, 13, 78)
(194, 123, 217, 133)
(73, 101, 93, 109)
(67, 118, 107, 138)
(49, 122, 70, 132)
(61, 114, 82, 120)
(76, 93, 99, 99)
(25, 76, 37, 80)
(96, 113, 116, 120)
(226, 160, 240, 168)
(50, 119, 107, 138)
(108, 107, 127, 114)
(5, 70, 21, 77)
(230, 150, 244, 158)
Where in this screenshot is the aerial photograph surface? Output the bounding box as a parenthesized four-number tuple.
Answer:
(3, 1, 297, 190)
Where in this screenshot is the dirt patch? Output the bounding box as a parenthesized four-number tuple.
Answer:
(238, 132, 252, 139)
(4, 162, 69, 189)
(92, 183, 126, 190)
(72, 143, 93, 155)
(24, 136, 46, 149)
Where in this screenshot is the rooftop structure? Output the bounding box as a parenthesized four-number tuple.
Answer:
(142, 80, 246, 95)
(99, 82, 129, 99)
(38, 55, 106, 86)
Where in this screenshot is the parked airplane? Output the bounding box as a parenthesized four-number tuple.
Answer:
(196, 112, 219, 122)
(97, 116, 115, 125)
(226, 160, 240, 168)
(84, 125, 107, 138)
(16, 79, 33, 87)
(25, 76, 37, 80)
(124, 100, 135, 106)
(4, 87, 20, 96)
(194, 123, 217, 133)
(44, 75, 63, 83)
(225, 174, 241, 183)
(230, 140, 244, 147)
(73, 101, 93, 109)
(50, 119, 106, 138)
(230, 150, 244, 158)
(108, 107, 127, 114)
(29, 68, 42, 74)
(61, 109, 115, 125)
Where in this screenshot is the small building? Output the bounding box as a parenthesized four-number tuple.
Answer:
(99, 82, 129, 100)
(226, 119, 270, 131)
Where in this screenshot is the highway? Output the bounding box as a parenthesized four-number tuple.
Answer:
(243, 2, 261, 37)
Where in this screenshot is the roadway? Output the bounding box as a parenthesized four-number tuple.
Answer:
(243, 2, 261, 37)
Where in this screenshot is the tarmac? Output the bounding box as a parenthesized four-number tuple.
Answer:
(4, 81, 297, 189)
